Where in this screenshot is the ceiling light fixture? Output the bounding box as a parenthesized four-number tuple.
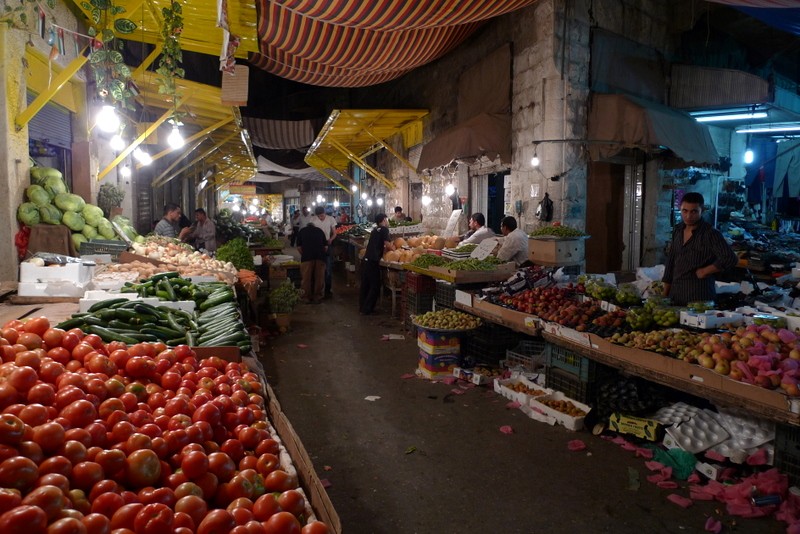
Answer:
(530, 145, 540, 167)
(366, 199, 373, 207)
(376, 197, 384, 206)
(333, 200, 340, 208)
(445, 183, 455, 196)
(351, 184, 358, 192)
(421, 195, 432, 207)
(110, 134, 125, 152)
(133, 147, 152, 166)
(694, 112, 768, 123)
(167, 125, 185, 149)
(119, 165, 131, 178)
(96, 105, 120, 133)
(361, 192, 368, 200)
(744, 148, 755, 164)
(737, 124, 800, 134)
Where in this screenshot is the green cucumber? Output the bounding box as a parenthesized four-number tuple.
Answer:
(87, 298, 130, 313)
(85, 325, 139, 344)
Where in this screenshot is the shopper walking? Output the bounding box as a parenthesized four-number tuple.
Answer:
(297, 223, 328, 304)
(359, 213, 396, 315)
(289, 210, 301, 246)
(310, 205, 337, 298)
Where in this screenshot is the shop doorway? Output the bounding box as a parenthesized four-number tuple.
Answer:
(486, 172, 507, 233)
(586, 162, 626, 273)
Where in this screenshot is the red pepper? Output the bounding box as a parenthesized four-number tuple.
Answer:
(14, 225, 30, 260)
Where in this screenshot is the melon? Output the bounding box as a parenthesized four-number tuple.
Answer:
(432, 237, 446, 250)
(385, 250, 401, 262)
(408, 237, 421, 247)
(444, 236, 460, 249)
(393, 237, 407, 248)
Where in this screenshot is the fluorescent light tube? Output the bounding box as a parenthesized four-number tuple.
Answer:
(737, 124, 800, 133)
(694, 112, 767, 123)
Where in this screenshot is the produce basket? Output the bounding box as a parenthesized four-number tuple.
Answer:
(504, 339, 547, 371)
(79, 239, 128, 260)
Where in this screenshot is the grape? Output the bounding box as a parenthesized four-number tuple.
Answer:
(529, 224, 586, 238)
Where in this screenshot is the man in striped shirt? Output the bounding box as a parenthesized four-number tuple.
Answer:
(662, 192, 737, 306)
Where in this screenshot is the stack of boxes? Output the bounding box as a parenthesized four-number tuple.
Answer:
(402, 272, 435, 330)
(417, 327, 463, 379)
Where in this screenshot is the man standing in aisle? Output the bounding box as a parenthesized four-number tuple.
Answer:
(310, 205, 337, 298)
(360, 213, 396, 315)
(297, 222, 328, 304)
(662, 192, 737, 306)
(495, 216, 530, 266)
(154, 203, 182, 238)
(183, 208, 217, 253)
(460, 213, 495, 245)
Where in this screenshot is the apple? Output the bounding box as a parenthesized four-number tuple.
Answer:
(698, 354, 715, 369)
(713, 359, 730, 375)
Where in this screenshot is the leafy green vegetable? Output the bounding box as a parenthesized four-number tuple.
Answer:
(43, 175, 68, 198)
(26, 185, 52, 207)
(17, 202, 41, 225)
(269, 280, 302, 313)
(38, 204, 63, 225)
(216, 237, 254, 270)
(62, 211, 86, 232)
(54, 193, 86, 213)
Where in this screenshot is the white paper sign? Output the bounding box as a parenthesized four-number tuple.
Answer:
(470, 238, 499, 260)
(443, 209, 462, 237)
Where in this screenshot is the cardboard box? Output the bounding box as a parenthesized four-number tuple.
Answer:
(529, 391, 591, 431)
(609, 343, 674, 374)
(192, 346, 242, 362)
(428, 262, 516, 283)
(493, 377, 551, 405)
(528, 237, 585, 265)
(20, 262, 95, 284)
(118, 251, 168, 267)
(417, 329, 462, 355)
(418, 349, 460, 376)
(695, 461, 724, 481)
(417, 361, 456, 379)
(680, 310, 743, 329)
(471, 297, 505, 318)
(608, 413, 663, 441)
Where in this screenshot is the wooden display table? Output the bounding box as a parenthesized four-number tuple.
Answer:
(403, 262, 515, 284)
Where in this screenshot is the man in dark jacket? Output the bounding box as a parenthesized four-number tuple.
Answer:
(297, 222, 328, 304)
(359, 213, 396, 315)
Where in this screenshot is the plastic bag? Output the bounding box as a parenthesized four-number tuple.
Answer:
(536, 192, 553, 221)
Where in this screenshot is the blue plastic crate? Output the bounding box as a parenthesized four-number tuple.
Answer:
(545, 342, 595, 381)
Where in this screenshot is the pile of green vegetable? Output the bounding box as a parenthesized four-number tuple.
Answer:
(411, 254, 449, 269)
(261, 238, 284, 249)
(18, 167, 126, 250)
(268, 280, 303, 313)
(215, 208, 265, 242)
(120, 272, 226, 304)
(451, 243, 477, 253)
(216, 237, 255, 270)
(529, 224, 586, 238)
(445, 257, 504, 271)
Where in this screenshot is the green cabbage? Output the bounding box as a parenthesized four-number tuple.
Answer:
(82, 205, 104, 226)
(71, 233, 87, 250)
(54, 193, 86, 213)
(38, 204, 62, 225)
(62, 211, 85, 232)
(81, 225, 98, 239)
(26, 185, 52, 207)
(30, 167, 61, 186)
(43, 176, 67, 197)
(97, 218, 115, 239)
(112, 216, 138, 241)
(17, 202, 41, 225)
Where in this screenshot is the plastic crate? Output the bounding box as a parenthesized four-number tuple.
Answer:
(435, 281, 456, 309)
(504, 339, 547, 371)
(405, 272, 436, 294)
(462, 323, 520, 366)
(545, 366, 592, 404)
(546, 342, 596, 381)
(775, 423, 800, 485)
(79, 239, 128, 260)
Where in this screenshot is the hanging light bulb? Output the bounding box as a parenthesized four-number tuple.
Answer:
(110, 134, 125, 152)
(119, 165, 132, 178)
(366, 199, 373, 207)
(445, 183, 455, 196)
(133, 148, 152, 166)
(531, 152, 540, 167)
(376, 197, 384, 206)
(96, 105, 120, 133)
(312, 201, 316, 207)
(333, 200, 340, 208)
(744, 148, 755, 164)
(251, 198, 259, 205)
(167, 125, 185, 149)
(351, 184, 358, 192)
(361, 192, 368, 200)
(421, 195, 432, 207)
(232, 203, 241, 212)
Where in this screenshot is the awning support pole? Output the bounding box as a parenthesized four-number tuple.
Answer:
(328, 138, 393, 189)
(153, 131, 237, 187)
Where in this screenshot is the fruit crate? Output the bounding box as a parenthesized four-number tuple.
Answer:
(80, 239, 128, 260)
(504, 338, 547, 371)
(775, 423, 800, 485)
(434, 281, 456, 309)
(462, 323, 520, 366)
(405, 271, 436, 295)
(545, 366, 594, 404)
(545, 342, 598, 381)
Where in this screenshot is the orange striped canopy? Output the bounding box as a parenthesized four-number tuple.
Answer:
(248, 0, 537, 87)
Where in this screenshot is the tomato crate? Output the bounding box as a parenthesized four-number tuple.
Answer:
(775, 423, 800, 485)
(504, 338, 547, 371)
(545, 342, 598, 381)
(405, 271, 436, 295)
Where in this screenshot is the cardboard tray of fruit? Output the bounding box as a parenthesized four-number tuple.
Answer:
(529, 391, 592, 431)
(493, 376, 553, 405)
(454, 366, 505, 386)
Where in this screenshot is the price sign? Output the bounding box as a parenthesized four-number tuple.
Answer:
(470, 238, 499, 260)
(443, 209, 462, 237)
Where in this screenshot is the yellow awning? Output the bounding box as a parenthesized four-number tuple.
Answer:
(25, 48, 81, 113)
(305, 109, 428, 190)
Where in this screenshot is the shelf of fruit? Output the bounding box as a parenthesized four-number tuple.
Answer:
(412, 309, 481, 332)
(0, 314, 334, 533)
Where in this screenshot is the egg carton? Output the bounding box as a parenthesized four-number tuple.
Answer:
(710, 407, 775, 451)
(650, 402, 702, 426)
(665, 410, 730, 454)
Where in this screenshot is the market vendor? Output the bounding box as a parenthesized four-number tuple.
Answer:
(154, 203, 184, 238)
(393, 206, 409, 222)
(460, 212, 495, 245)
(662, 192, 738, 306)
(360, 213, 396, 315)
(183, 208, 217, 253)
(495, 216, 529, 266)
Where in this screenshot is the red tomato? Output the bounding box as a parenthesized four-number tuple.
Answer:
(252, 493, 281, 522)
(33, 421, 66, 453)
(62, 440, 88, 464)
(71, 461, 104, 491)
(230, 506, 254, 526)
(263, 470, 295, 493)
(276, 490, 305, 517)
(138, 487, 175, 508)
(1, 327, 19, 345)
(220, 439, 245, 463)
(174, 495, 207, 527)
(239, 455, 258, 472)
(23, 484, 68, 520)
(0, 413, 25, 444)
(27, 382, 56, 405)
(208, 452, 236, 482)
(300, 521, 329, 534)
(95, 449, 126, 477)
(0, 504, 48, 534)
(89, 479, 120, 501)
(192, 403, 221, 426)
(81, 513, 111, 534)
(0, 455, 38, 491)
(82, 334, 105, 351)
(9, 367, 37, 392)
(23, 317, 50, 337)
(197, 509, 236, 534)
(0, 487, 21, 514)
(15, 350, 41, 370)
(172, 512, 195, 532)
(38, 455, 72, 477)
(110, 503, 144, 530)
(255, 439, 279, 457)
(262, 512, 301, 534)
(256, 454, 279, 477)
(18, 440, 44, 464)
(71, 343, 96, 364)
(126, 449, 161, 488)
(17, 332, 43, 350)
(181, 450, 209, 479)
(91, 491, 125, 518)
(45, 517, 87, 533)
(193, 471, 218, 500)
(132, 503, 173, 534)
(60, 400, 98, 428)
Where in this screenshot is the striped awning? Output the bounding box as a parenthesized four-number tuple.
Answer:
(249, 0, 538, 87)
(243, 117, 316, 149)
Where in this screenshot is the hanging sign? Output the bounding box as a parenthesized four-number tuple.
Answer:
(471, 238, 499, 260)
(228, 185, 256, 195)
(443, 209, 462, 237)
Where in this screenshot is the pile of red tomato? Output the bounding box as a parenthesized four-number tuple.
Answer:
(0, 316, 330, 534)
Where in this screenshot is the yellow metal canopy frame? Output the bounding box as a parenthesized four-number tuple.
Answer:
(305, 109, 428, 191)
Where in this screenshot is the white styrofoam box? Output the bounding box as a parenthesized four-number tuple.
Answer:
(188, 276, 218, 283)
(253, 255, 263, 266)
(493, 377, 552, 405)
(20, 262, 94, 284)
(520, 403, 557, 425)
(80, 254, 113, 264)
(18, 281, 88, 298)
(680, 310, 744, 329)
(529, 391, 591, 431)
(665, 410, 729, 454)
